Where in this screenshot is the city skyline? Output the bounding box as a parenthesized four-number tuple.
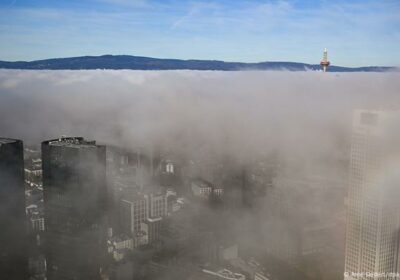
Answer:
(0, 0, 399, 67)
(0, 2, 400, 277)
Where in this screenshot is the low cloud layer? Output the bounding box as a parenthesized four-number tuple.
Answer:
(1, 70, 399, 164)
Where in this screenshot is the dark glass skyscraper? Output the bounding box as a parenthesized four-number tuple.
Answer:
(0, 138, 28, 280)
(42, 137, 108, 280)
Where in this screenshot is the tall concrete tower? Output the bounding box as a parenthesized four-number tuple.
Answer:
(0, 138, 28, 279)
(320, 48, 330, 72)
(344, 110, 400, 279)
(42, 137, 108, 280)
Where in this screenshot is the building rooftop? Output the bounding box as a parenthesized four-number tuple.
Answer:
(44, 136, 97, 148)
(147, 217, 162, 223)
(0, 138, 19, 145)
(191, 178, 213, 189)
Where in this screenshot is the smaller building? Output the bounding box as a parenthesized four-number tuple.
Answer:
(191, 178, 223, 199)
(165, 161, 174, 174)
(120, 194, 148, 235)
(26, 204, 45, 232)
(107, 235, 134, 262)
(141, 217, 163, 244)
(30, 213, 45, 232)
(24, 158, 42, 187)
(191, 179, 213, 198)
(134, 229, 148, 247)
(28, 254, 47, 278)
(213, 186, 224, 196)
(147, 192, 168, 218)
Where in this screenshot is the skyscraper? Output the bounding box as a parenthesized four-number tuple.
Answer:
(42, 137, 108, 280)
(344, 110, 400, 279)
(0, 138, 28, 280)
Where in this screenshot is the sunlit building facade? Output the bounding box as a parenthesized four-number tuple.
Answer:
(344, 110, 400, 279)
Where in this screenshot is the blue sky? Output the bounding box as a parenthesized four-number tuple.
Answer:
(0, 0, 399, 66)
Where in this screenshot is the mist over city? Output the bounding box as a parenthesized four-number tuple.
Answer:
(1, 69, 400, 280)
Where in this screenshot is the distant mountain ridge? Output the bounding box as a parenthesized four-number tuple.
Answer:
(0, 55, 396, 72)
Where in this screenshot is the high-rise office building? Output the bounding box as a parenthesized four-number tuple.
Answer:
(0, 138, 28, 279)
(344, 110, 400, 279)
(42, 137, 108, 280)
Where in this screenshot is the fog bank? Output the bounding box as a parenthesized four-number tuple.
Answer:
(0, 70, 399, 164)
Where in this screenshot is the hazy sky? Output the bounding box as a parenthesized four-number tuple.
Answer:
(0, 0, 399, 66)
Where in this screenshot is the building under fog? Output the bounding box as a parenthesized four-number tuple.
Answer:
(0, 138, 28, 279)
(121, 194, 148, 235)
(119, 188, 167, 246)
(344, 111, 400, 279)
(42, 137, 108, 280)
